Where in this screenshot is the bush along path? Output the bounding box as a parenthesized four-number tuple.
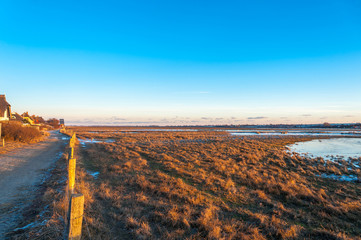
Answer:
(0, 130, 68, 238)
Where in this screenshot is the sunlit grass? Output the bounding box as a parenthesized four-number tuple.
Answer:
(60, 128, 361, 239)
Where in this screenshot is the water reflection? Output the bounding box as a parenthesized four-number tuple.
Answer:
(289, 138, 361, 160)
(229, 130, 361, 137)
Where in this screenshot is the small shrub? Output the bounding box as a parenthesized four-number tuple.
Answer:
(2, 122, 42, 142)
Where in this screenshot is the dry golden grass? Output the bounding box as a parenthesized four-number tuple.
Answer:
(16, 127, 360, 239)
(0, 122, 48, 155)
(1, 121, 43, 142)
(64, 128, 361, 239)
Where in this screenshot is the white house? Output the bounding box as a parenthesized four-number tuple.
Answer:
(0, 95, 11, 122)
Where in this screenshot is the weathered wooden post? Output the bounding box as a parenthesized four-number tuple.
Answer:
(66, 193, 84, 240)
(69, 147, 74, 159)
(69, 133, 76, 147)
(68, 158, 76, 196)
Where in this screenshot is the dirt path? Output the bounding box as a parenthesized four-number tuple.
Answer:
(0, 131, 68, 238)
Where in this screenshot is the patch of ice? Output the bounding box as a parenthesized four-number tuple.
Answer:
(78, 138, 115, 145)
(13, 222, 35, 231)
(317, 173, 359, 182)
(87, 170, 99, 179)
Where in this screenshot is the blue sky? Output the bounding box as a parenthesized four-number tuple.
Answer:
(1, 0, 360, 125)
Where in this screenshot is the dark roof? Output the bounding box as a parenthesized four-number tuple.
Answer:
(12, 112, 23, 121)
(22, 112, 31, 118)
(0, 95, 11, 118)
(33, 116, 45, 123)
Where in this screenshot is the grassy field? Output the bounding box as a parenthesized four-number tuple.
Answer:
(17, 127, 361, 239)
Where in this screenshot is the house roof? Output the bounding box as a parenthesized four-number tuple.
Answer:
(33, 116, 45, 123)
(22, 112, 31, 118)
(12, 112, 24, 121)
(0, 95, 11, 117)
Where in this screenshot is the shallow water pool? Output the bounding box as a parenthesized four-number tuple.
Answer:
(289, 138, 361, 160)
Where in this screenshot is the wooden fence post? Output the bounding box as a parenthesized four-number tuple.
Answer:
(68, 158, 76, 196)
(66, 193, 84, 240)
(69, 133, 76, 147)
(69, 147, 74, 159)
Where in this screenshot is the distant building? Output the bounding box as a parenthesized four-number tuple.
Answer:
(0, 95, 11, 122)
(21, 112, 40, 126)
(33, 116, 45, 124)
(11, 112, 24, 122)
(21, 111, 32, 119)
